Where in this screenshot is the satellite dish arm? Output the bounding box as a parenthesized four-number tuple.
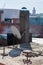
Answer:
(21, 27, 29, 39)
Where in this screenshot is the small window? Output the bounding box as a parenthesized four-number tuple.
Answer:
(5, 18, 12, 23)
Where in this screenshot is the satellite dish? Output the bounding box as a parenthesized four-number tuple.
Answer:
(11, 25, 21, 39)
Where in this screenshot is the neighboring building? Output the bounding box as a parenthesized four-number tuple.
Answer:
(0, 9, 43, 37)
(29, 14, 43, 37)
(1, 9, 19, 22)
(0, 9, 20, 33)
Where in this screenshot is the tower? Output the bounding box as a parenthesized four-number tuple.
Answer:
(32, 7, 36, 15)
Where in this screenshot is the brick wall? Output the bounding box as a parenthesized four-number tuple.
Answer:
(0, 18, 43, 37)
(0, 18, 20, 34)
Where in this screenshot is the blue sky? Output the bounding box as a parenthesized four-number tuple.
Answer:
(0, 0, 43, 13)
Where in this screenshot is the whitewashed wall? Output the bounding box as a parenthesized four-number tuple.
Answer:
(1, 9, 20, 21)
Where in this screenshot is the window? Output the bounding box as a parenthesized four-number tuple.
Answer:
(5, 18, 12, 23)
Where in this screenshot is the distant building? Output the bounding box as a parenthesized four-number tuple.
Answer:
(29, 13, 43, 37)
(32, 7, 36, 15)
